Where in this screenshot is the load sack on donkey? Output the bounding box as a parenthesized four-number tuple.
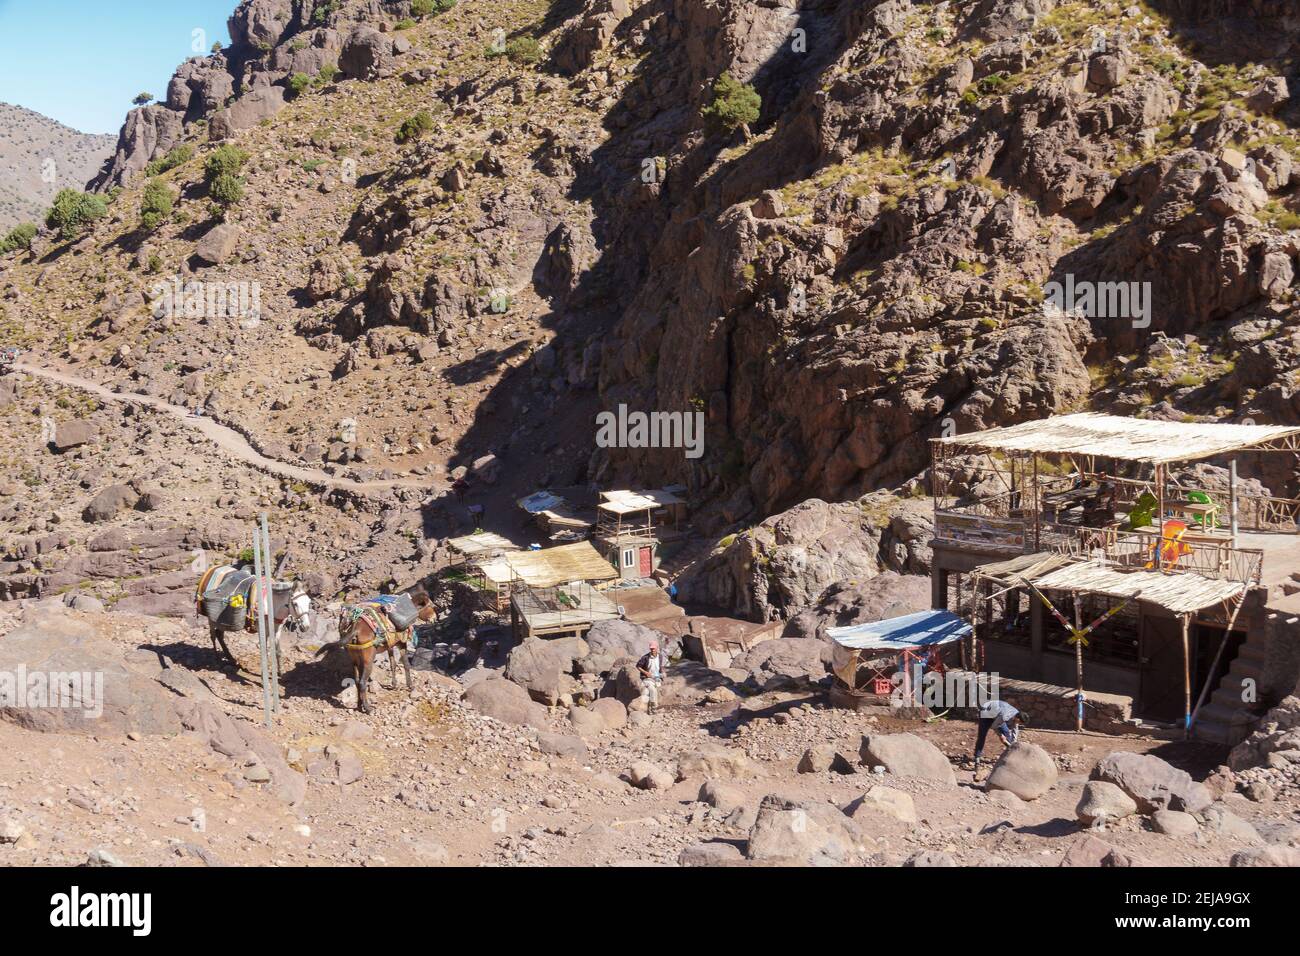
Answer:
(195, 565, 295, 631)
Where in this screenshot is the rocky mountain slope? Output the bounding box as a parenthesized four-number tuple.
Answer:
(0, 103, 114, 231)
(3, 0, 1300, 600)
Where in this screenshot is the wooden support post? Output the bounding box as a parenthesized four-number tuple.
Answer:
(1073, 593, 1084, 732)
(1229, 458, 1238, 545)
(1181, 612, 1192, 738)
(1032, 454, 1041, 551)
(1156, 463, 1166, 566)
(1190, 593, 1250, 733)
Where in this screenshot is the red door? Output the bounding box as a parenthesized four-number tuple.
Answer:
(638, 547, 652, 576)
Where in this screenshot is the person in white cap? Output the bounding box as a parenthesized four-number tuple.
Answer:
(637, 640, 664, 714)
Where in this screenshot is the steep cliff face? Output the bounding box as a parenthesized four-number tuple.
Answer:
(583, 0, 1300, 517)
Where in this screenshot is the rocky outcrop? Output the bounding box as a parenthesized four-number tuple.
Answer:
(1090, 751, 1213, 814)
(783, 571, 930, 642)
(681, 493, 931, 621)
(0, 609, 182, 736)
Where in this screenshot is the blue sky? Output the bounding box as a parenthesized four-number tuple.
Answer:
(0, 0, 235, 135)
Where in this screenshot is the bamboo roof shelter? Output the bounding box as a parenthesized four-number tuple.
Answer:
(447, 531, 516, 562)
(499, 540, 619, 589)
(936, 412, 1300, 463)
(931, 412, 1300, 738)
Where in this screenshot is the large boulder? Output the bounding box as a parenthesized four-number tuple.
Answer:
(628, 760, 674, 790)
(50, 420, 98, 452)
(746, 793, 863, 866)
(1076, 780, 1138, 826)
(82, 484, 139, 523)
(859, 733, 956, 786)
(843, 785, 918, 824)
(677, 744, 756, 780)
(583, 619, 663, 674)
(0, 609, 181, 736)
(194, 223, 243, 266)
(339, 26, 406, 80)
(504, 636, 588, 705)
(1090, 752, 1212, 814)
(986, 742, 1058, 801)
(461, 677, 547, 728)
(782, 572, 930, 642)
(730, 637, 828, 690)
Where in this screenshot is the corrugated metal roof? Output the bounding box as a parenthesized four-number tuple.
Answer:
(937, 412, 1300, 464)
(828, 609, 972, 651)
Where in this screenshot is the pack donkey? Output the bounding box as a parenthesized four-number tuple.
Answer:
(316, 597, 435, 713)
(194, 564, 313, 674)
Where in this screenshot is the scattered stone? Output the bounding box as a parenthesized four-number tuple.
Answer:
(1152, 809, 1199, 837)
(1060, 835, 1134, 867)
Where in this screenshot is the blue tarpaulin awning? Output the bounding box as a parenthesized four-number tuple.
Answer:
(826, 609, 971, 652)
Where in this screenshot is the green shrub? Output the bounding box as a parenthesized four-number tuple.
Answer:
(144, 143, 195, 177)
(412, 0, 456, 16)
(394, 18, 416, 30)
(140, 179, 175, 231)
(396, 110, 434, 143)
(288, 72, 312, 98)
(46, 189, 107, 240)
(504, 35, 542, 64)
(702, 72, 760, 132)
(133, 92, 154, 106)
(0, 222, 36, 254)
(318, 63, 339, 85)
(208, 172, 244, 207)
(146, 253, 164, 273)
(204, 144, 249, 207)
(312, 0, 339, 25)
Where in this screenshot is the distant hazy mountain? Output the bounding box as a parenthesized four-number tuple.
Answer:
(0, 103, 115, 232)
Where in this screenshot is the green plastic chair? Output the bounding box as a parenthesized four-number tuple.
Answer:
(1186, 490, 1216, 529)
(1125, 491, 1158, 530)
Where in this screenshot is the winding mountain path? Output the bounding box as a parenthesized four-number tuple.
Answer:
(13, 360, 437, 498)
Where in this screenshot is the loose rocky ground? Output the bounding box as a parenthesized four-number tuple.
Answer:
(1, 599, 1295, 867)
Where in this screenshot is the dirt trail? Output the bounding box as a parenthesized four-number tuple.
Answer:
(14, 361, 438, 498)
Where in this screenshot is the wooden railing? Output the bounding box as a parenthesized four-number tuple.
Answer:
(1084, 473, 1300, 533)
(1052, 524, 1264, 585)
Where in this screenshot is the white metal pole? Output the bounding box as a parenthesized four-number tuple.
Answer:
(252, 522, 273, 726)
(261, 514, 280, 712)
